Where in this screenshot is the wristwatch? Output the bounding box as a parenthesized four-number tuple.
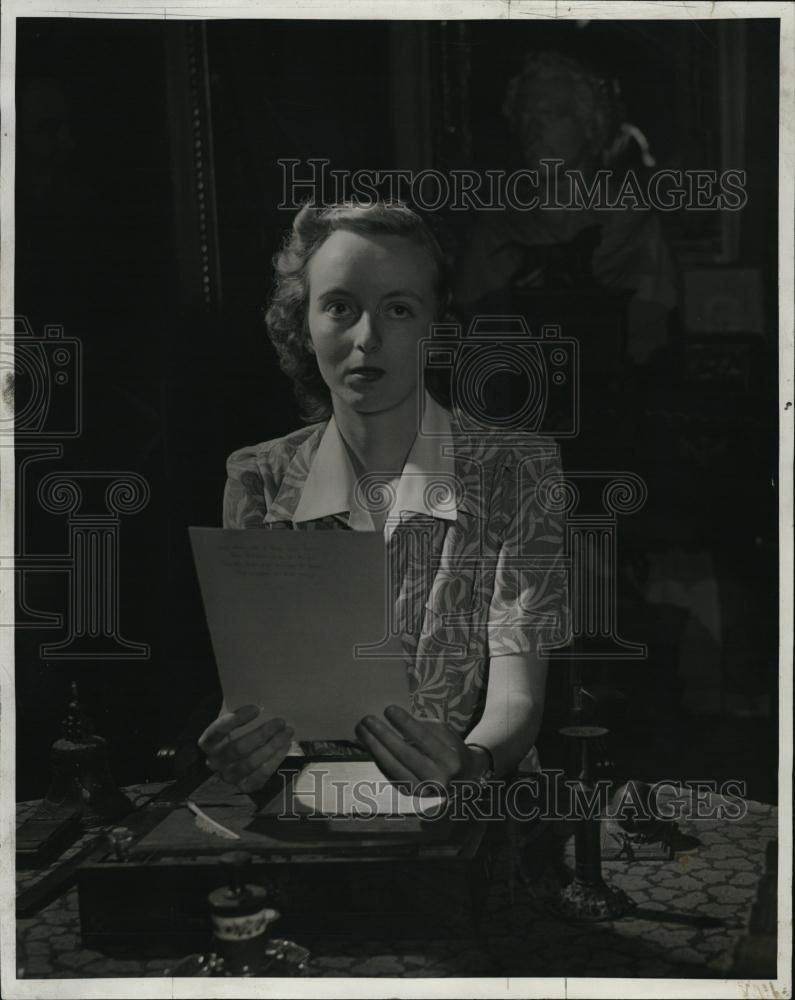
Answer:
(465, 742, 496, 788)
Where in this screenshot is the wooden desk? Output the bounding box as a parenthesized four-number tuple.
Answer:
(76, 770, 493, 949)
(16, 782, 777, 979)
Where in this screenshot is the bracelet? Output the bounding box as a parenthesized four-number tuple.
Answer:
(465, 742, 496, 783)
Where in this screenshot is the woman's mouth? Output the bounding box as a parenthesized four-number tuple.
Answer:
(347, 366, 385, 383)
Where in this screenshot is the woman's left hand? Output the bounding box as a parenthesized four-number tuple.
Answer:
(354, 705, 478, 795)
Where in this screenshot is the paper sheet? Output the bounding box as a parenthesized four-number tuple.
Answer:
(290, 760, 446, 816)
(189, 527, 410, 740)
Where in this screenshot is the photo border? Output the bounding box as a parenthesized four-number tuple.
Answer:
(1, 2, 792, 998)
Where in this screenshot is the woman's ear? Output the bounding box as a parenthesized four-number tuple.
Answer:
(301, 319, 316, 355)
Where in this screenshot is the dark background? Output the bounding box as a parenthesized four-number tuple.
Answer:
(13, 17, 780, 802)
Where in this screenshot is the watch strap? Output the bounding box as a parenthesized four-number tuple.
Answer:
(465, 742, 496, 783)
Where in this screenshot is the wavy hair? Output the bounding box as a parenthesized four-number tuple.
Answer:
(265, 201, 450, 422)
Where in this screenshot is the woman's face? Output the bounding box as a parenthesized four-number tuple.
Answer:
(306, 229, 439, 417)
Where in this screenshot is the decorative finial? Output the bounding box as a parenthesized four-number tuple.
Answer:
(62, 681, 94, 743)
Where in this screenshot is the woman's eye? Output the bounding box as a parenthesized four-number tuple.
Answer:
(386, 303, 413, 319)
(325, 301, 352, 318)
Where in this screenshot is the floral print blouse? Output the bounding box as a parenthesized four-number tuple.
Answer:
(223, 405, 569, 737)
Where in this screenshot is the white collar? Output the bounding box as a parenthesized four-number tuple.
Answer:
(293, 392, 457, 537)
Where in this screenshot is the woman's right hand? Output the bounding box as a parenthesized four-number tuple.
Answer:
(198, 704, 294, 793)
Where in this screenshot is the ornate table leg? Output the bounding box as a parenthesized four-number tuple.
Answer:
(557, 724, 634, 921)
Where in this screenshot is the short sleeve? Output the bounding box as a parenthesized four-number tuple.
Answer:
(487, 443, 570, 658)
(222, 448, 268, 529)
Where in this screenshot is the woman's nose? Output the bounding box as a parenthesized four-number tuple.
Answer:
(352, 312, 381, 352)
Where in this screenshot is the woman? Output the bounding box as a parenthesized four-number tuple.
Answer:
(199, 201, 568, 796)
